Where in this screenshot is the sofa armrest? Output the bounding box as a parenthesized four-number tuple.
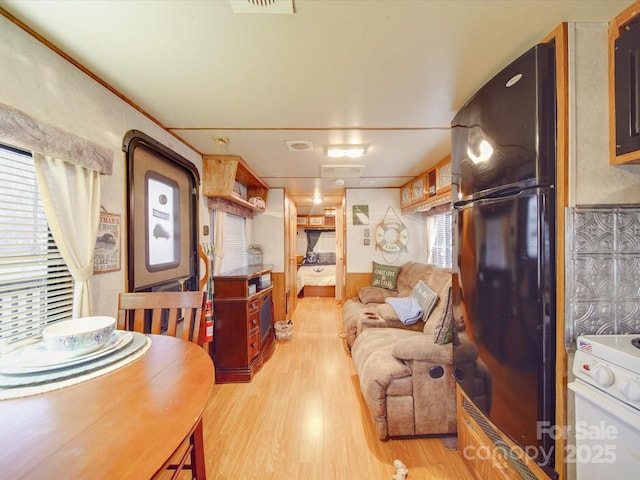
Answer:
(391, 336, 452, 363)
(391, 334, 478, 364)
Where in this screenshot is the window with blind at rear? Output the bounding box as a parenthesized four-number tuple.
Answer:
(219, 212, 248, 272)
(431, 212, 452, 269)
(0, 145, 73, 345)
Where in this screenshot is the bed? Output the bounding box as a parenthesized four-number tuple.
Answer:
(296, 252, 336, 297)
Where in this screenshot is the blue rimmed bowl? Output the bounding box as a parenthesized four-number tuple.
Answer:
(42, 316, 116, 358)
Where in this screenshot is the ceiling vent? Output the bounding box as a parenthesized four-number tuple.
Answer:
(321, 165, 365, 178)
(229, 0, 295, 14)
(359, 180, 376, 187)
(285, 140, 313, 152)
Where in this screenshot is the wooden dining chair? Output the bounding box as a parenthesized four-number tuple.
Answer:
(117, 290, 206, 346)
(117, 290, 208, 480)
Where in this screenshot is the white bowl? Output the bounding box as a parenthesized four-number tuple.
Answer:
(42, 316, 116, 357)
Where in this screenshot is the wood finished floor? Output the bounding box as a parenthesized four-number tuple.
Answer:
(200, 297, 473, 479)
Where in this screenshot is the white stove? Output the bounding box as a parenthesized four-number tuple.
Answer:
(569, 334, 640, 478)
(573, 334, 640, 410)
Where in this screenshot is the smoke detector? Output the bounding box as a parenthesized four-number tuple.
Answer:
(229, 0, 294, 14)
(321, 165, 365, 178)
(285, 140, 313, 152)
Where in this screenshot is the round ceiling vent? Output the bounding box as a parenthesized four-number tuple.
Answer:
(230, 0, 294, 14)
(285, 140, 313, 152)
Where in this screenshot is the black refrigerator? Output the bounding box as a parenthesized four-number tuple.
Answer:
(451, 42, 557, 469)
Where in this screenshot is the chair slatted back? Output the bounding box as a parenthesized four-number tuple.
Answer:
(117, 291, 206, 346)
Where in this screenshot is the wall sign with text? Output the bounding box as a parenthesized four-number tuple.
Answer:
(94, 210, 121, 273)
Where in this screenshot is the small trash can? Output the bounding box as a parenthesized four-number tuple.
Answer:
(274, 320, 293, 341)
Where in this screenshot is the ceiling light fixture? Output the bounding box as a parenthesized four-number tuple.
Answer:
(327, 146, 365, 158)
(313, 197, 322, 204)
(213, 135, 229, 151)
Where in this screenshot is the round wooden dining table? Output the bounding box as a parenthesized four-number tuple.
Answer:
(0, 334, 214, 479)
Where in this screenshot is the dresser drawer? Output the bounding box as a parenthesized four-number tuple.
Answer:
(248, 328, 260, 360)
(248, 311, 259, 329)
(249, 299, 260, 312)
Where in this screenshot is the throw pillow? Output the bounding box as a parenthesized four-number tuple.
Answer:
(305, 252, 319, 264)
(410, 280, 439, 322)
(370, 261, 401, 291)
(433, 287, 460, 345)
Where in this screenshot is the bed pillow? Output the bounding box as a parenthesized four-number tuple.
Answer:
(304, 252, 319, 264)
(317, 252, 336, 264)
(370, 261, 401, 291)
(410, 280, 439, 322)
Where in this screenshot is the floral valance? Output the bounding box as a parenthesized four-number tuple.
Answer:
(0, 102, 113, 175)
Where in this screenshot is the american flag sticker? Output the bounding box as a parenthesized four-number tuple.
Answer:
(578, 339, 592, 352)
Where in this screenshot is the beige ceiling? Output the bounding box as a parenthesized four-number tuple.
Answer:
(0, 0, 633, 213)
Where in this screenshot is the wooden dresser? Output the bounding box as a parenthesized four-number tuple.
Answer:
(212, 265, 275, 383)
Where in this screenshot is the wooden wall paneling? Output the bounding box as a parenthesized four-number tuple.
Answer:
(344, 273, 371, 300)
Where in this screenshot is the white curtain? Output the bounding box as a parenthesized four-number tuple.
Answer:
(314, 231, 336, 252)
(34, 155, 101, 318)
(212, 210, 226, 275)
(425, 215, 437, 264)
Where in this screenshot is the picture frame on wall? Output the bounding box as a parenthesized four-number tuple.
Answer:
(352, 205, 369, 225)
(297, 216, 308, 226)
(94, 209, 121, 273)
(308, 216, 324, 226)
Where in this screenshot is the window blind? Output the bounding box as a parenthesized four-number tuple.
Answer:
(431, 212, 452, 269)
(0, 145, 73, 345)
(220, 212, 247, 272)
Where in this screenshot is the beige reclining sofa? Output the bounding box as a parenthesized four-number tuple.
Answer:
(342, 262, 491, 439)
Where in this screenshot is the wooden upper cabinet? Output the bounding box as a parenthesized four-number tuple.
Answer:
(436, 155, 452, 194)
(411, 173, 426, 203)
(400, 154, 452, 214)
(400, 182, 413, 208)
(203, 155, 269, 211)
(609, 1, 640, 165)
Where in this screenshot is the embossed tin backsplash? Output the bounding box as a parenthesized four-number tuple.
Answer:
(566, 206, 640, 345)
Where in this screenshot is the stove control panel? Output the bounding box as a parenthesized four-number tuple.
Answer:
(573, 350, 640, 409)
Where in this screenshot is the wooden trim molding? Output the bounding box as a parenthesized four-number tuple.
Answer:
(543, 22, 569, 478)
